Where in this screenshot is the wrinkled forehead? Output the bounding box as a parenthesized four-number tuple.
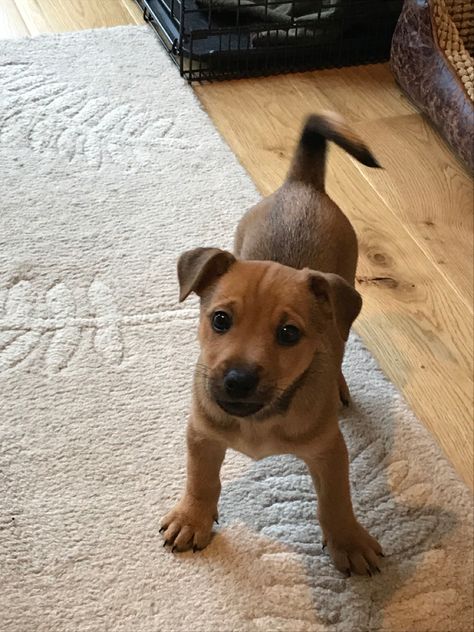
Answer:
(210, 260, 311, 316)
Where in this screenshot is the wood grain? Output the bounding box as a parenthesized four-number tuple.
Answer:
(14, 0, 136, 34)
(195, 68, 417, 194)
(120, 0, 145, 25)
(352, 114, 473, 306)
(329, 149, 473, 477)
(0, 0, 30, 37)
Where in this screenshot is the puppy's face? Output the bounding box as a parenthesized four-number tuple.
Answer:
(198, 261, 323, 418)
(178, 248, 361, 420)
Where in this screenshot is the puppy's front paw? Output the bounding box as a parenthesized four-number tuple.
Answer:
(323, 522, 383, 576)
(160, 497, 217, 553)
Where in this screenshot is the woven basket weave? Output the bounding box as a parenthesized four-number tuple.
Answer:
(433, 0, 474, 100)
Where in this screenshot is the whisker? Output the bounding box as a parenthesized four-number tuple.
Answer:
(194, 371, 209, 379)
(194, 364, 210, 379)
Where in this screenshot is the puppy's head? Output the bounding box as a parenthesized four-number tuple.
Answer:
(178, 248, 361, 419)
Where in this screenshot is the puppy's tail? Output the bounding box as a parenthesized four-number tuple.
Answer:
(287, 112, 381, 190)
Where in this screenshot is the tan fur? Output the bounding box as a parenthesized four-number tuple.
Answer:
(160, 113, 383, 576)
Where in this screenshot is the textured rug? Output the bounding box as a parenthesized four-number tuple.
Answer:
(0, 26, 472, 632)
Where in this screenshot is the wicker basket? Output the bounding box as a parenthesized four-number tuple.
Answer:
(433, 0, 474, 101)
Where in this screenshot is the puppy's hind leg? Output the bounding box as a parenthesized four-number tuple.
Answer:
(338, 371, 351, 407)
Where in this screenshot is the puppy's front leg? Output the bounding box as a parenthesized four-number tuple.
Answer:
(304, 429, 383, 576)
(160, 420, 226, 552)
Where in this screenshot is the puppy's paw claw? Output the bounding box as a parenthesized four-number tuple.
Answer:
(324, 522, 383, 577)
(160, 497, 216, 553)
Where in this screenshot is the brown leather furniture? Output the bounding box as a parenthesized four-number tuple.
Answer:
(391, 0, 473, 170)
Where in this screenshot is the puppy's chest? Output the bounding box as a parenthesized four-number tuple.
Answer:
(226, 420, 295, 460)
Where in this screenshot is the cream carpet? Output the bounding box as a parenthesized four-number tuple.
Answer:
(0, 26, 472, 632)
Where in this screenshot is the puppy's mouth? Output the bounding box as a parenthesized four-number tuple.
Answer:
(215, 400, 264, 417)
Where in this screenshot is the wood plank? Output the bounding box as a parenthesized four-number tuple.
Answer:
(15, 0, 136, 35)
(286, 64, 417, 122)
(13, 0, 48, 35)
(0, 0, 30, 38)
(329, 149, 473, 491)
(195, 65, 417, 194)
(120, 0, 145, 25)
(195, 69, 474, 489)
(196, 65, 416, 130)
(352, 114, 473, 306)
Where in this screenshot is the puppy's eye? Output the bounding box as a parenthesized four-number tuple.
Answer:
(211, 311, 232, 333)
(277, 324, 301, 346)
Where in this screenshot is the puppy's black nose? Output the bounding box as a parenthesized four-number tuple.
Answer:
(223, 367, 259, 398)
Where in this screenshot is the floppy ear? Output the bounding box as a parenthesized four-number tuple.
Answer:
(177, 247, 236, 302)
(308, 271, 362, 341)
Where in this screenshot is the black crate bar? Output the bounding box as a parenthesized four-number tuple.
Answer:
(135, 0, 403, 82)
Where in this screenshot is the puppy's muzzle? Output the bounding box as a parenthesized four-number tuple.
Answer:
(212, 365, 265, 417)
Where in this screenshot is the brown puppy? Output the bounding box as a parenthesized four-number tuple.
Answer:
(160, 113, 383, 576)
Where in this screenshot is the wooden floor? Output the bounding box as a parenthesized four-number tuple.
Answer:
(1, 1, 473, 489)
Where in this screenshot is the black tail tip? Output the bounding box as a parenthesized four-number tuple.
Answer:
(300, 121, 326, 153)
(360, 151, 383, 170)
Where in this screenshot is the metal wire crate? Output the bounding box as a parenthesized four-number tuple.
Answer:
(135, 0, 403, 81)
